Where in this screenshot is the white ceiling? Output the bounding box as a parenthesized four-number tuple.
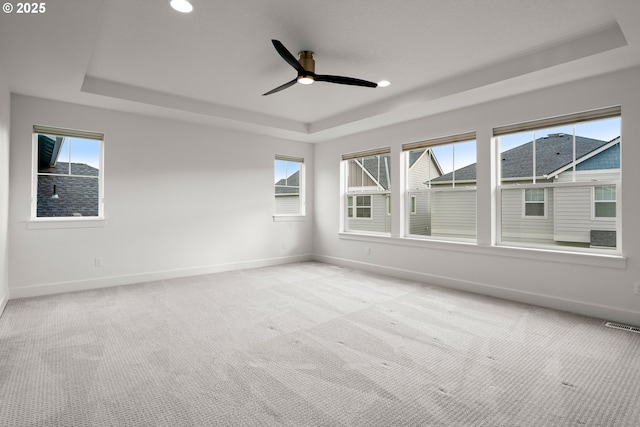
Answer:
(1, 0, 639, 142)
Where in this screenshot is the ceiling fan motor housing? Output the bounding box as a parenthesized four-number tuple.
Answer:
(298, 51, 315, 73)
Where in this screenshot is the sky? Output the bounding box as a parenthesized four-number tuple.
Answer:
(274, 159, 300, 184)
(57, 137, 101, 169)
(498, 116, 621, 153)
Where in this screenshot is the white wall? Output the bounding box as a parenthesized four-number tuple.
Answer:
(0, 66, 9, 314)
(9, 95, 314, 298)
(314, 67, 640, 326)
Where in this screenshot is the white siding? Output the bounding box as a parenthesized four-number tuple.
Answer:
(347, 194, 390, 233)
(553, 187, 615, 243)
(501, 188, 554, 243)
(407, 151, 441, 235)
(408, 192, 431, 235)
(275, 195, 300, 215)
(431, 190, 477, 239)
(408, 152, 441, 189)
(555, 169, 620, 183)
(553, 169, 618, 243)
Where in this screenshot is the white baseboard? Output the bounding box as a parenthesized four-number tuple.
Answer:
(9, 254, 313, 300)
(313, 254, 640, 327)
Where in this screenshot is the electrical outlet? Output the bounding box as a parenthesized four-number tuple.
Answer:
(94, 257, 103, 267)
(635, 282, 640, 295)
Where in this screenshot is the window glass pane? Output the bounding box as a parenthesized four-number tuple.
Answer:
(37, 175, 99, 217)
(525, 202, 545, 217)
(594, 185, 615, 201)
(497, 113, 620, 251)
(595, 202, 616, 218)
(69, 138, 101, 176)
(35, 130, 102, 219)
(406, 139, 476, 240)
(346, 154, 390, 193)
(525, 188, 545, 202)
(37, 135, 68, 175)
(275, 158, 302, 215)
(345, 154, 391, 234)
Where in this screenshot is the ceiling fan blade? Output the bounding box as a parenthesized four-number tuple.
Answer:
(315, 74, 378, 88)
(262, 78, 298, 96)
(271, 39, 306, 75)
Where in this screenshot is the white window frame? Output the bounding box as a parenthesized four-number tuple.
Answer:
(522, 188, 548, 219)
(342, 148, 391, 234)
(494, 106, 621, 254)
(31, 125, 105, 226)
(402, 133, 477, 242)
(274, 155, 305, 218)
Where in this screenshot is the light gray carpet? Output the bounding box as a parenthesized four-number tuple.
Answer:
(0, 262, 638, 426)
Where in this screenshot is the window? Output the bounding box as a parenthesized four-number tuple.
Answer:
(594, 185, 616, 218)
(348, 195, 372, 218)
(524, 188, 546, 217)
(33, 125, 104, 219)
(403, 133, 477, 240)
(495, 107, 620, 251)
(343, 148, 391, 234)
(274, 155, 304, 216)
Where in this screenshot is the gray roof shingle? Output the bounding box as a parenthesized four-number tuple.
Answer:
(361, 154, 391, 190)
(275, 170, 300, 194)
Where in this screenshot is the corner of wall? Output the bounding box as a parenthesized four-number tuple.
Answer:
(0, 64, 10, 317)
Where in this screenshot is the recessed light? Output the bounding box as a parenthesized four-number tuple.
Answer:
(378, 80, 390, 87)
(170, 0, 193, 13)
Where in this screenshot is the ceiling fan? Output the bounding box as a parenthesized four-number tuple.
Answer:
(263, 39, 378, 96)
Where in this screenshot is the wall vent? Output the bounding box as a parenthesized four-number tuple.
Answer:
(604, 322, 640, 334)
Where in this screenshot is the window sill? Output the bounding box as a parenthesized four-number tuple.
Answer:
(27, 218, 107, 230)
(273, 215, 306, 222)
(338, 232, 626, 269)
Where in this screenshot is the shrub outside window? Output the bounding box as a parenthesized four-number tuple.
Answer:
(33, 125, 104, 219)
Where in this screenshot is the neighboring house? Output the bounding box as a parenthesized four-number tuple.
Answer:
(345, 149, 443, 234)
(37, 135, 99, 217)
(346, 153, 392, 233)
(275, 170, 300, 214)
(407, 148, 444, 235)
(431, 133, 620, 246)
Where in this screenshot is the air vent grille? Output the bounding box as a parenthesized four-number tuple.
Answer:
(604, 322, 640, 334)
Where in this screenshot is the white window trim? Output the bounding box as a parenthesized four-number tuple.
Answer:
(339, 232, 626, 269)
(30, 130, 105, 225)
(592, 185, 617, 220)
